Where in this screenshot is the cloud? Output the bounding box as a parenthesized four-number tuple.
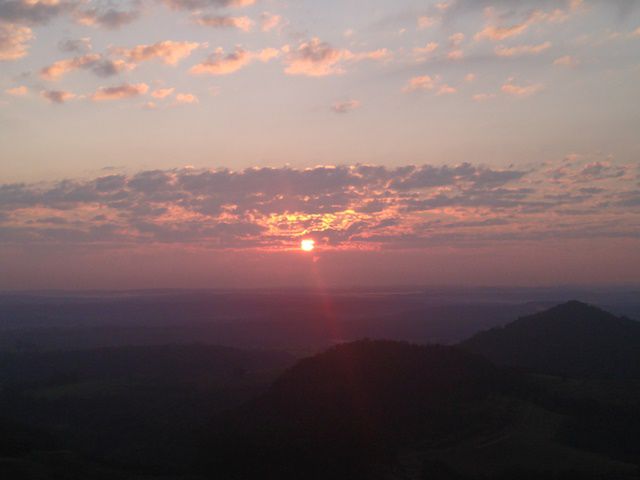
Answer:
(58, 37, 92, 53)
(74, 7, 140, 29)
(475, 23, 529, 41)
(403, 75, 455, 95)
(417, 15, 436, 29)
(90, 83, 149, 101)
(5, 85, 28, 96)
(113, 40, 204, 65)
(159, 0, 255, 11)
(472, 2, 584, 42)
(260, 12, 281, 32)
(446, 32, 465, 60)
(0, 0, 76, 26)
(554, 55, 579, 67)
(192, 14, 254, 31)
(174, 92, 198, 104)
(413, 42, 438, 61)
(190, 46, 278, 75)
(40, 53, 131, 80)
(331, 99, 360, 114)
(1, 158, 634, 250)
(501, 79, 544, 97)
(472, 93, 496, 102)
(495, 41, 552, 57)
(0, 21, 33, 60)
(40, 89, 75, 104)
(282, 38, 390, 77)
(151, 87, 175, 99)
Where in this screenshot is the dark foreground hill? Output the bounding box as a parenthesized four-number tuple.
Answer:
(201, 340, 512, 479)
(461, 301, 640, 379)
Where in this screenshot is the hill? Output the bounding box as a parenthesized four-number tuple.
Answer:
(461, 301, 640, 379)
(201, 340, 518, 479)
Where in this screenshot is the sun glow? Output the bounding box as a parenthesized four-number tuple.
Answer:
(300, 239, 315, 252)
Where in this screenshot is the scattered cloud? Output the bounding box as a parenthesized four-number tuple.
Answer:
(190, 46, 279, 75)
(5, 85, 28, 96)
(74, 7, 140, 29)
(0, 22, 33, 60)
(282, 38, 390, 77)
(554, 55, 579, 67)
(331, 99, 361, 114)
(192, 14, 254, 32)
(159, 0, 255, 11)
(413, 42, 438, 61)
(58, 36, 92, 53)
(0, 158, 634, 249)
(40, 53, 131, 80)
(113, 40, 204, 65)
(472, 93, 496, 102)
(417, 15, 436, 29)
(90, 82, 149, 101)
(41, 89, 76, 104)
(495, 42, 552, 57)
(403, 75, 455, 95)
(174, 92, 198, 104)
(501, 79, 544, 97)
(151, 87, 175, 99)
(259, 12, 282, 32)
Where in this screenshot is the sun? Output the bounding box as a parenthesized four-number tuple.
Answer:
(300, 239, 315, 252)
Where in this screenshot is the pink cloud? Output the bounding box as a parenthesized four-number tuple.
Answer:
(283, 38, 390, 77)
(331, 99, 361, 114)
(495, 42, 552, 57)
(260, 12, 282, 32)
(174, 93, 199, 104)
(113, 41, 203, 65)
(554, 55, 579, 67)
(5, 85, 28, 96)
(91, 83, 149, 101)
(40, 89, 76, 104)
(190, 47, 279, 75)
(151, 87, 175, 99)
(192, 14, 254, 32)
(0, 23, 33, 61)
(501, 79, 544, 97)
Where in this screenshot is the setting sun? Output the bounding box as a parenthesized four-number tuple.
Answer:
(300, 239, 315, 252)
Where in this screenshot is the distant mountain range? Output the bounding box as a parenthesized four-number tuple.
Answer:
(461, 300, 640, 379)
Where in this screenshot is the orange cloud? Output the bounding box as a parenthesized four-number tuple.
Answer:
(554, 55, 579, 67)
(260, 12, 282, 32)
(40, 53, 131, 80)
(113, 41, 203, 65)
(472, 93, 496, 102)
(192, 14, 254, 31)
(91, 83, 149, 101)
(5, 85, 28, 96)
(495, 42, 552, 57)
(174, 93, 199, 104)
(283, 38, 389, 77)
(501, 79, 544, 97)
(403, 75, 436, 93)
(151, 87, 175, 99)
(190, 47, 279, 75)
(40, 89, 76, 104)
(0, 23, 34, 61)
(331, 99, 360, 114)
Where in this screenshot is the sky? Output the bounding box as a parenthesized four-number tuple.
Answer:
(0, 0, 639, 289)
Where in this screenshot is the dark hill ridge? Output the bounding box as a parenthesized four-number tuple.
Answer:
(202, 340, 515, 479)
(461, 301, 640, 379)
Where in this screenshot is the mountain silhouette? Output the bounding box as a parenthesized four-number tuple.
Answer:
(200, 340, 513, 479)
(461, 301, 640, 379)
